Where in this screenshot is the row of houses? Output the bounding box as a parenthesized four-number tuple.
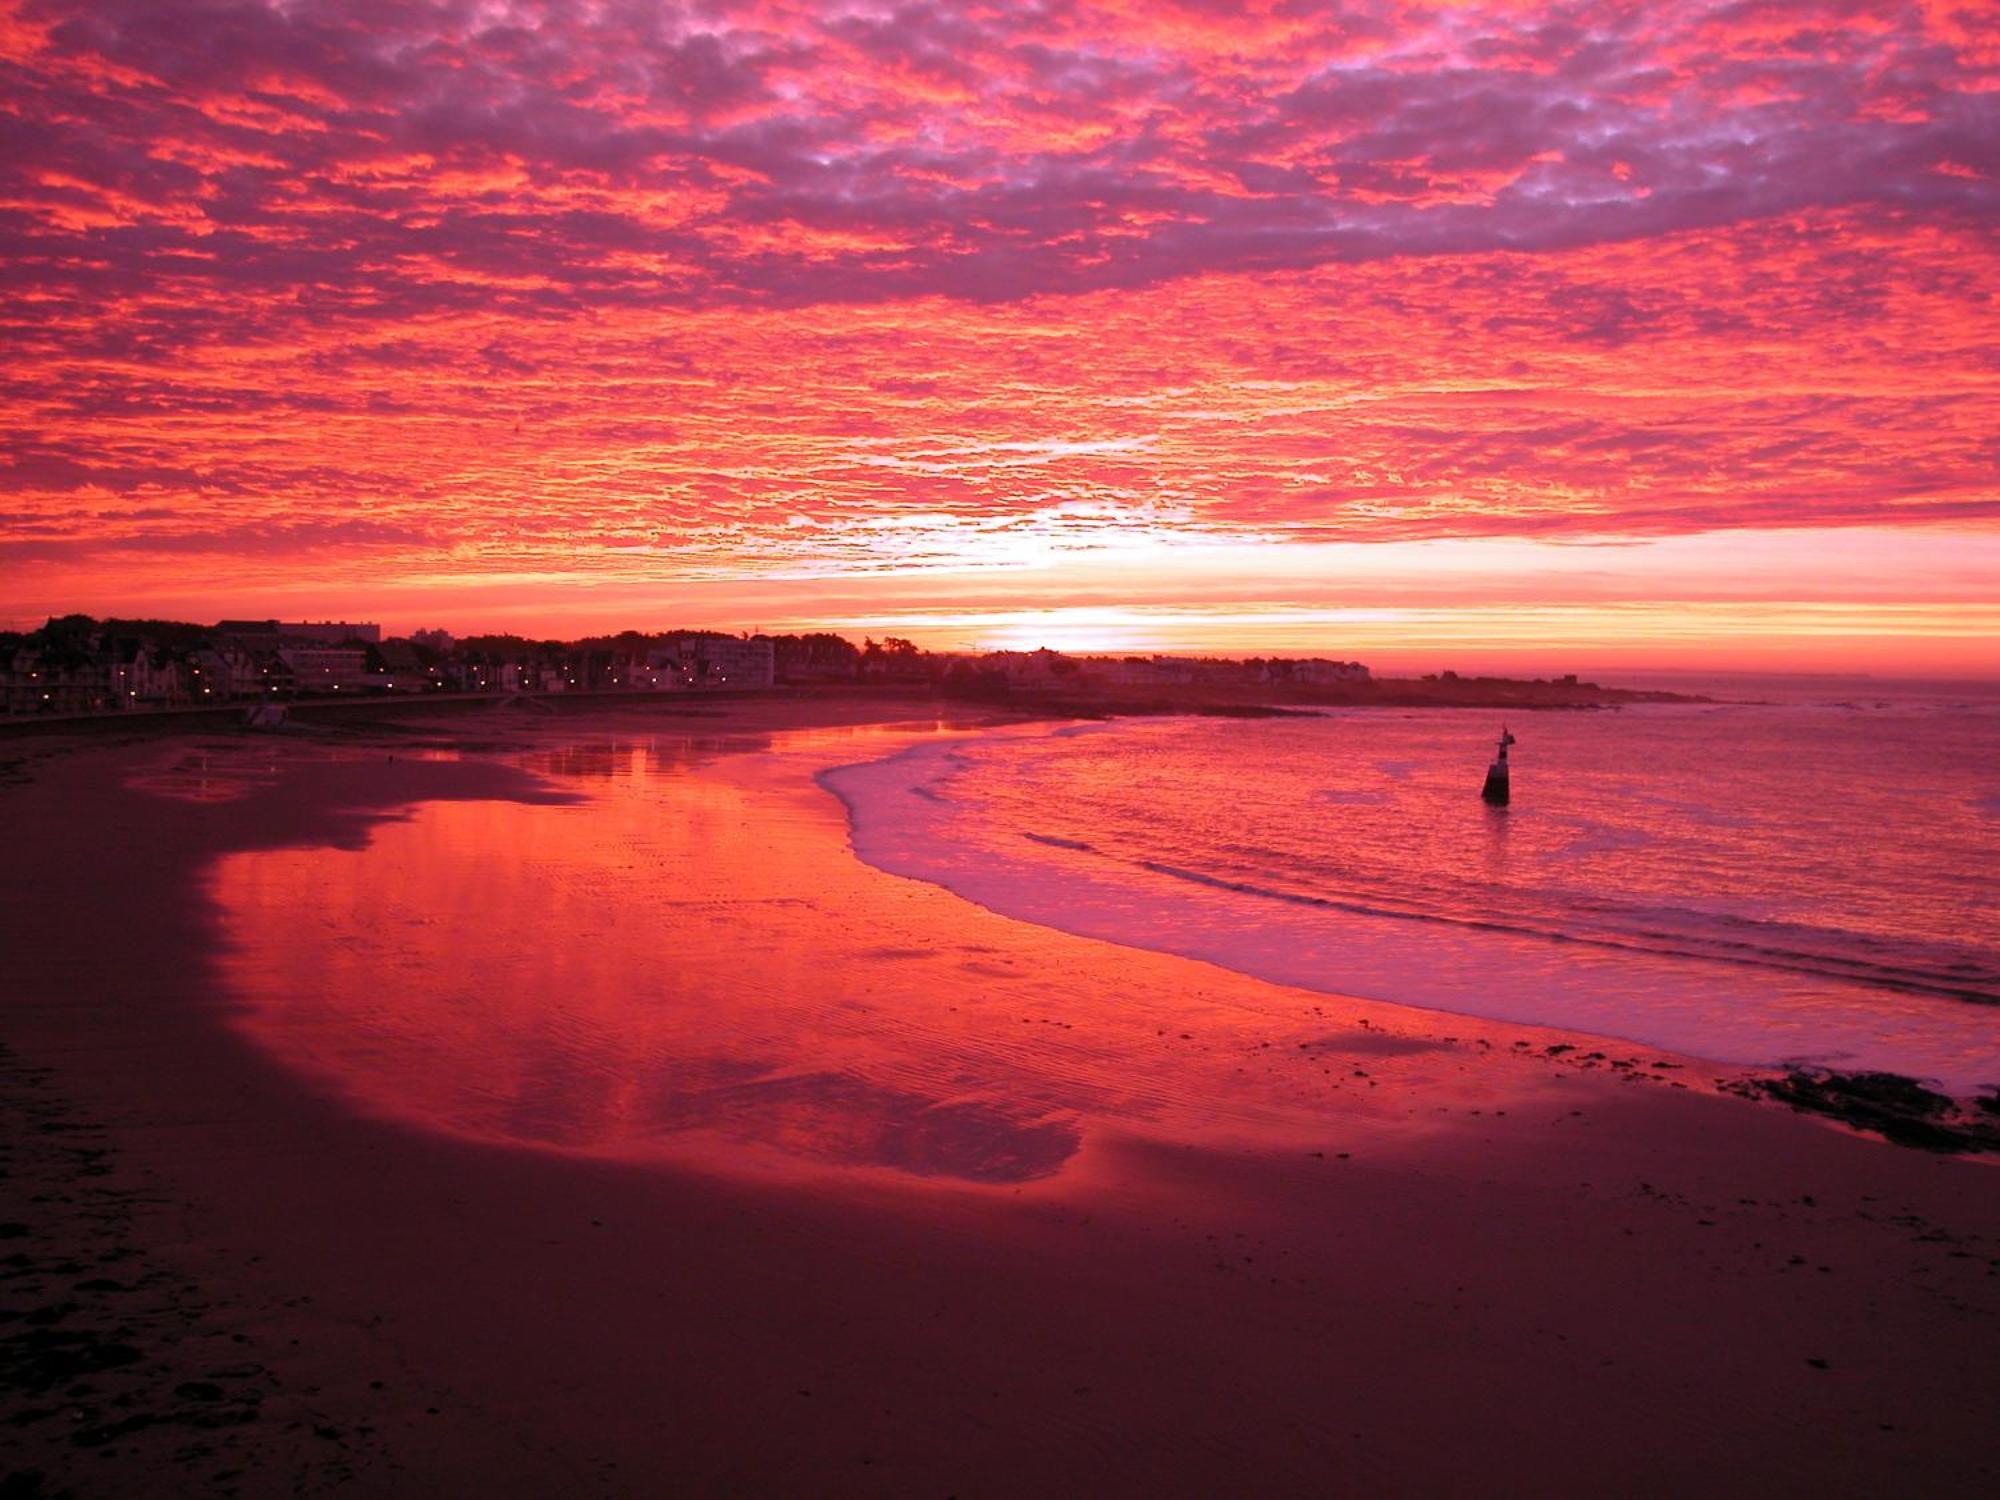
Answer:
(971, 650, 1371, 688)
(0, 638, 182, 715)
(2, 616, 1370, 717)
(601, 635, 776, 691)
(0, 619, 780, 715)
(0, 619, 391, 714)
(455, 635, 777, 694)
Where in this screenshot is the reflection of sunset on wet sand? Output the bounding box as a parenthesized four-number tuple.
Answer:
(212, 727, 1543, 1188)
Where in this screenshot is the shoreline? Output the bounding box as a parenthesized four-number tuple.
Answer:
(4, 698, 1997, 1495)
(0, 667, 1705, 744)
(818, 723, 2000, 1110)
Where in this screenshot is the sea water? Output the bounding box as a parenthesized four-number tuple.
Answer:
(823, 686, 2000, 1094)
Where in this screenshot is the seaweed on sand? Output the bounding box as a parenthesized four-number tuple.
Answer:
(1756, 1069, 2000, 1153)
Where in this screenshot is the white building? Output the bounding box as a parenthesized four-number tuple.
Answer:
(277, 645, 372, 692)
(1096, 655, 1199, 687)
(189, 644, 263, 699)
(674, 634, 774, 689)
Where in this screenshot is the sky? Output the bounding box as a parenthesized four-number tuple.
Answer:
(2, 0, 1996, 673)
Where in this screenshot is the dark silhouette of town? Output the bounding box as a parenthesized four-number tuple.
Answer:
(1, 613, 1690, 721)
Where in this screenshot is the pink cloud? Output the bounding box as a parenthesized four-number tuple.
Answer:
(0, 1, 1993, 632)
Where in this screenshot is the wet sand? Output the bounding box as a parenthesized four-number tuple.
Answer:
(2, 696, 1997, 1497)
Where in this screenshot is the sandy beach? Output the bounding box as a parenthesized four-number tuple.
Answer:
(3, 694, 1997, 1498)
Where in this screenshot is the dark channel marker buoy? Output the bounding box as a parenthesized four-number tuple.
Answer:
(1481, 725, 1516, 806)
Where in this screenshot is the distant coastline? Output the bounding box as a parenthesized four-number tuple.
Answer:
(975, 670, 1707, 719)
(0, 673, 1703, 743)
(3, 608, 1708, 732)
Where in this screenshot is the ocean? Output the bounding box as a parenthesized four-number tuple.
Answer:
(823, 685, 2000, 1094)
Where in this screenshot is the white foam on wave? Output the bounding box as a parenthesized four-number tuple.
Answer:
(821, 734, 2000, 1095)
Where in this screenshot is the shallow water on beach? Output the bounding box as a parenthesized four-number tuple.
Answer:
(202, 721, 1568, 1185)
(198, 695, 1998, 1189)
(824, 694, 2000, 1093)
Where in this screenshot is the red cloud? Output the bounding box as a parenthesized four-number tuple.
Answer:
(0, 1, 1993, 617)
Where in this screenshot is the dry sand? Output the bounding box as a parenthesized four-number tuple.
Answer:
(2, 694, 1996, 1498)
